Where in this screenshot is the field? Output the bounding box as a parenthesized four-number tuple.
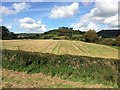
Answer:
(2, 40, 119, 59)
(2, 40, 120, 88)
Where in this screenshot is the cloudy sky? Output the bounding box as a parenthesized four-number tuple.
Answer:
(0, 0, 119, 33)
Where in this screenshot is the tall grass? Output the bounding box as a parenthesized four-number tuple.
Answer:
(2, 49, 120, 87)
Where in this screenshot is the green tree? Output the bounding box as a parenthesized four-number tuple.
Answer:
(83, 30, 99, 43)
(0, 26, 11, 40)
(0, 26, 16, 40)
(116, 35, 120, 46)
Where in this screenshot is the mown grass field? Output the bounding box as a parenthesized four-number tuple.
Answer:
(2, 40, 120, 88)
(2, 40, 119, 59)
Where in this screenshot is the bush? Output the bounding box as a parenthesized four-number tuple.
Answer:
(98, 36, 120, 46)
(83, 30, 99, 43)
(99, 38, 116, 46)
(116, 36, 120, 46)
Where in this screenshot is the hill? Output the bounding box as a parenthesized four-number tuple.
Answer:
(97, 30, 120, 38)
(44, 27, 84, 35)
(40, 27, 84, 40)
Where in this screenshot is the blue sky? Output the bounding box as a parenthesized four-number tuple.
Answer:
(1, 1, 118, 33)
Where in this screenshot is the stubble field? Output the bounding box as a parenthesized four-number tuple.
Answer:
(2, 39, 119, 59)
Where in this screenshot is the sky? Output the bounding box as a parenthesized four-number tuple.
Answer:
(0, 0, 119, 33)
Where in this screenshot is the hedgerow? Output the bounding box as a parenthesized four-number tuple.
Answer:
(2, 49, 120, 87)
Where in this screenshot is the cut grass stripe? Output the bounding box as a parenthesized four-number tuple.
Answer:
(41, 42, 54, 52)
(58, 42, 61, 54)
(71, 42, 85, 53)
(51, 42, 59, 54)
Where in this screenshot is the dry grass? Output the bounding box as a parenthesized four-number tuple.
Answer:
(2, 69, 112, 88)
(2, 39, 119, 59)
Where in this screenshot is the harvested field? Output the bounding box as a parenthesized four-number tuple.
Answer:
(2, 40, 119, 59)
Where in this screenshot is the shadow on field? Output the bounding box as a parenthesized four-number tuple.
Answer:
(2, 49, 120, 87)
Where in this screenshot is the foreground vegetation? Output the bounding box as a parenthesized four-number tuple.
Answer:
(3, 69, 113, 88)
(2, 49, 120, 87)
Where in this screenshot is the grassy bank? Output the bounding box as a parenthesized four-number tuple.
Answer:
(2, 49, 120, 87)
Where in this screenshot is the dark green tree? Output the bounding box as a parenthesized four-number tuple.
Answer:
(0, 26, 16, 40)
(116, 35, 120, 46)
(0, 26, 11, 40)
(83, 30, 99, 43)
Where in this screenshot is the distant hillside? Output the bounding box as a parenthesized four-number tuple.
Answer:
(40, 27, 85, 40)
(44, 27, 84, 36)
(1, 25, 120, 40)
(97, 30, 120, 38)
(16, 33, 40, 39)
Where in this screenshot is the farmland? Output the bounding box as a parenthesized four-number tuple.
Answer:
(1, 1, 120, 88)
(2, 40, 120, 88)
(2, 40, 119, 59)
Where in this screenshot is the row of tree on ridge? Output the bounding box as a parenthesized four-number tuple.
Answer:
(1, 26, 120, 46)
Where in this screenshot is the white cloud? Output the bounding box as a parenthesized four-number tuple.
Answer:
(87, 22, 99, 30)
(0, 6, 15, 15)
(104, 14, 119, 28)
(19, 17, 34, 24)
(0, 3, 31, 16)
(71, 0, 119, 31)
(12, 3, 31, 13)
(6, 25, 12, 30)
(71, 8, 103, 31)
(94, 0, 118, 17)
(19, 17, 46, 32)
(81, 0, 94, 6)
(50, 2, 79, 18)
(71, 22, 99, 31)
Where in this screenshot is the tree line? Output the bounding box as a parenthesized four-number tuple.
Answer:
(0, 26, 17, 40)
(1, 26, 120, 46)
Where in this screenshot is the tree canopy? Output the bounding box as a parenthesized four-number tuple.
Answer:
(83, 30, 99, 43)
(0, 26, 16, 40)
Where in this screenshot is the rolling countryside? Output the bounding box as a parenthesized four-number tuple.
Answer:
(1, 1, 120, 89)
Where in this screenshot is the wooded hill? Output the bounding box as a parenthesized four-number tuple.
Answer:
(44, 27, 84, 35)
(0, 26, 85, 40)
(97, 30, 120, 38)
(40, 27, 85, 40)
